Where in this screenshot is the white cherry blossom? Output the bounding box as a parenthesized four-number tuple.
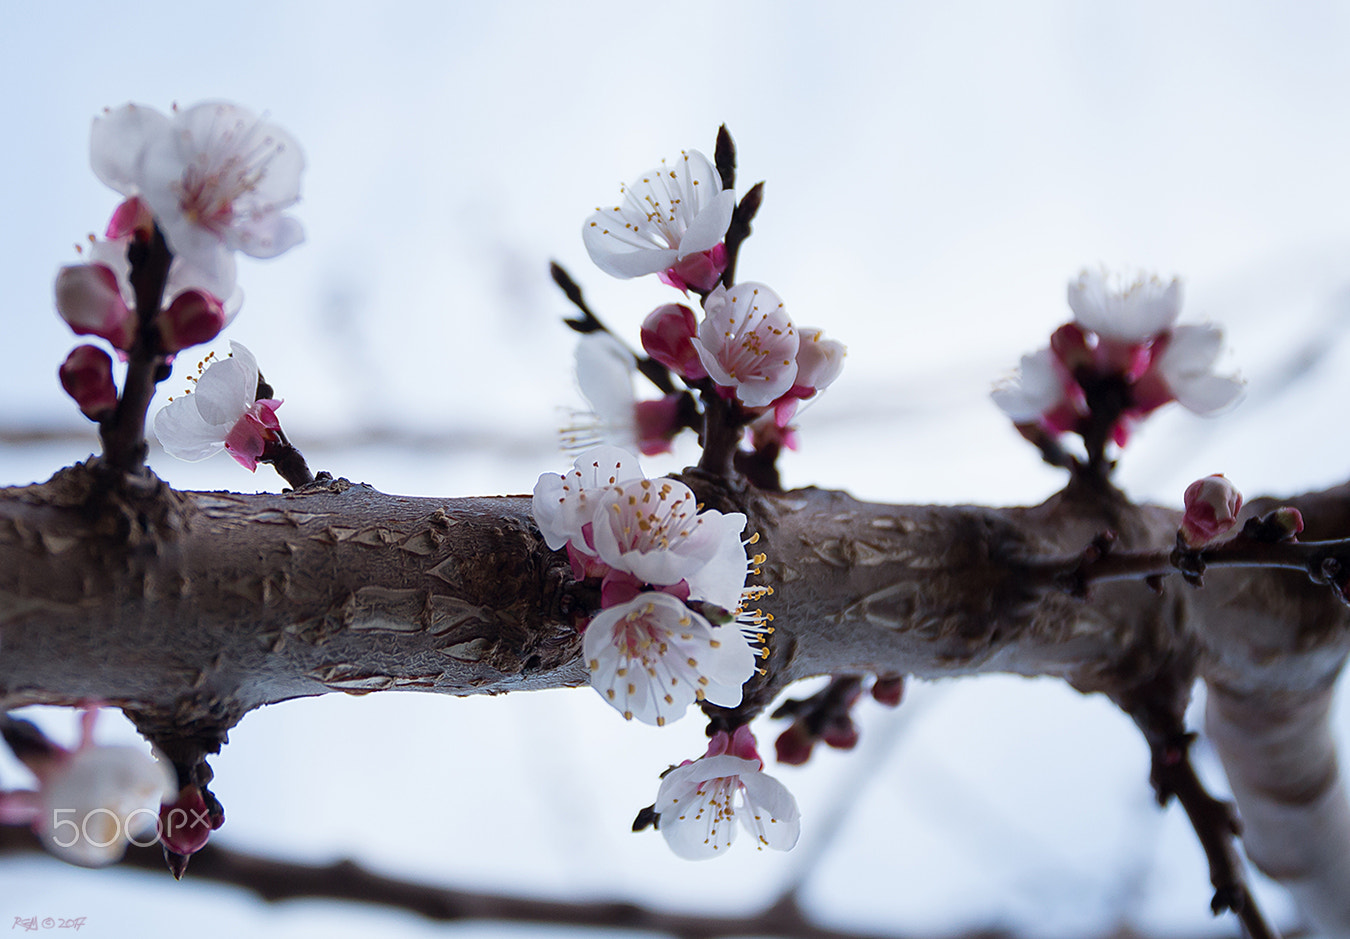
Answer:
(1067, 268, 1182, 343)
(91, 101, 304, 297)
(655, 729, 801, 860)
(584, 592, 754, 725)
(583, 150, 734, 281)
(153, 341, 282, 471)
(1155, 323, 1245, 415)
(692, 283, 799, 408)
(992, 348, 1068, 423)
(531, 445, 644, 553)
(591, 477, 748, 611)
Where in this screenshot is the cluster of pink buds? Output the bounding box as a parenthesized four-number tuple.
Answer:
(993, 269, 1243, 452)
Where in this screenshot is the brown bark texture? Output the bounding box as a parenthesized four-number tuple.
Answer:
(1, 459, 1348, 933)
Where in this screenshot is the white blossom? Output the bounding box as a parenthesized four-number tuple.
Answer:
(656, 751, 800, 860)
(692, 283, 799, 408)
(991, 348, 1067, 423)
(35, 745, 174, 868)
(91, 101, 304, 297)
(1067, 268, 1182, 343)
(584, 592, 754, 726)
(153, 341, 281, 470)
(1156, 324, 1245, 415)
(531, 445, 644, 553)
(583, 150, 734, 280)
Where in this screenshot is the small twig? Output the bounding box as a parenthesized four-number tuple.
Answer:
(253, 372, 315, 489)
(549, 261, 676, 395)
(1128, 693, 1281, 939)
(720, 181, 763, 289)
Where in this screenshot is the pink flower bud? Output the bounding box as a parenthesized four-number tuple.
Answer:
(658, 243, 728, 294)
(774, 722, 815, 766)
(871, 674, 905, 707)
(158, 289, 227, 353)
(633, 394, 683, 455)
(159, 784, 213, 857)
(1050, 322, 1092, 374)
(54, 264, 135, 351)
(222, 399, 282, 471)
(1181, 474, 1243, 547)
(821, 715, 859, 751)
(641, 304, 706, 379)
(105, 197, 156, 240)
(59, 345, 119, 421)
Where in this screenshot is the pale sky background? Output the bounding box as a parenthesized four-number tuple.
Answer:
(4, 1, 1350, 936)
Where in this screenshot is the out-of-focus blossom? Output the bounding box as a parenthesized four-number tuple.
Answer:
(0, 712, 173, 868)
(584, 592, 754, 726)
(1148, 324, 1245, 415)
(655, 725, 800, 859)
(569, 334, 681, 456)
(583, 150, 733, 288)
(991, 347, 1084, 432)
(692, 283, 798, 408)
(59, 345, 118, 421)
(1067, 268, 1182, 344)
(91, 101, 304, 297)
(1181, 474, 1243, 547)
(153, 341, 282, 471)
(55, 233, 241, 353)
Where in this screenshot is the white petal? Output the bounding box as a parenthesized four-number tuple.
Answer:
(531, 446, 643, 551)
(153, 396, 228, 462)
(681, 510, 748, 612)
(89, 104, 171, 196)
(38, 745, 174, 868)
(991, 348, 1064, 422)
(192, 343, 257, 425)
(575, 334, 637, 426)
(738, 770, 802, 852)
(656, 755, 759, 860)
(1067, 268, 1182, 342)
(1159, 324, 1245, 415)
(793, 328, 846, 392)
(677, 189, 735, 259)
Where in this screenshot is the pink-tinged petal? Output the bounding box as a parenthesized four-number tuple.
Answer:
(222, 412, 271, 471)
(793, 327, 846, 394)
(59, 346, 119, 422)
(105, 197, 156, 240)
(0, 790, 41, 826)
(634, 395, 682, 456)
(90, 104, 172, 196)
(992, 348, 1068, 423)
(692, 283, 799, 408)
(54, 264, 134, 350)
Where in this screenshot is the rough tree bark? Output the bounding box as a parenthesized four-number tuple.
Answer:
(1, 458, 1347, 934)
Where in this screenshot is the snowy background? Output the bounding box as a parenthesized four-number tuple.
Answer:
(4, 1, 1350, 936)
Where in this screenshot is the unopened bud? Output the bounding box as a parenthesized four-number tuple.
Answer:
(158, 290, 227, 353)
(59, 345, 119, 421)
(105, 197, 156, 240)
(821, 715, 859, 751)
(1050, 322, 1092, 374)
(159, 784, 214, 858)
(54, 264, 135, 351)
(634, 394, 684, 456)
(871, 674, 905, 708)
(1181, 474, 1243, 547)
(774, 721, 815, 766)
(641, 304, 706, 379)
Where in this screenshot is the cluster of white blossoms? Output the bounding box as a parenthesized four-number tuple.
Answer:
(574, 150, 845, 455)
(532, 446, 758, 726)
(993, 268, 1244, 446)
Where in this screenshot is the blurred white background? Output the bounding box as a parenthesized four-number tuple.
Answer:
(4, 1, 1350, 936)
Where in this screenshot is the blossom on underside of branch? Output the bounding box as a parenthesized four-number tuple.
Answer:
(152, 341, 282, 471)
(583, 149, 734, 291)
(584, 592, 754, 725)
(91, 101, 305, 298)
(655, 725, 801, 859)
(992, 267, 1244, 448)
(0, 711, 174, 868)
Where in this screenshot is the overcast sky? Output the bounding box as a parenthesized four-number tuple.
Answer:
(4, 2, 1350, 936)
